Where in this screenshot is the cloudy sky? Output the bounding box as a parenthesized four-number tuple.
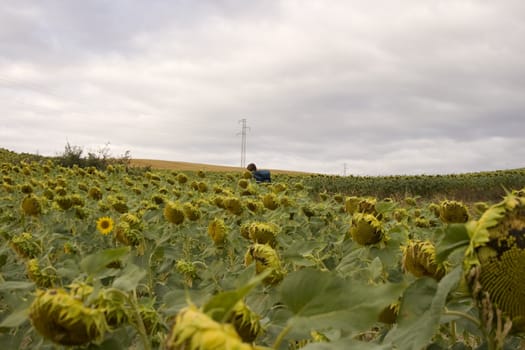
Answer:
(1, 1, 524, 175)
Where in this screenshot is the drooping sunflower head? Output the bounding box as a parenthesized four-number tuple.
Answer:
(183, 203, 201, 221)
(26, 259, 57, 288)
(439, 200, 469, 224)
(244, 243, 285, 285)
(358, 197, 377, 214)
(21, 194, 42, 216)
(465, 192, 525, 330)
(378, 302, 400, 324)
(176, 260, 198, 287)
(227, 301, 264, 343)
(349, 213, 384, 246)
(208, 218, 227, 246)
(401, 239, 446, 280)
(224, 196, 243, 215)
(114, 221, 141, 247)
(96, 216, 114, 235)
(164, 201, 185, 225)
(262, 193, 279, 210)
(344, 196, 360, 214)
(10, 232, 41, 259)
(29, 288, 108, 346)
(55, 195, 73, 210)
(165, 305, 255, 350)
(176, 173, 188, 184)
(248, 222, 279, 247)
(238, 179, 250, 189)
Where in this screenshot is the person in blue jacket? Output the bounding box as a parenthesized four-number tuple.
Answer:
(246, 163, 271, 183)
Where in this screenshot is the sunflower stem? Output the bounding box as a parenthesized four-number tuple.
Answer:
(273, 324, 292, 349)
(443, 309, 481, 328)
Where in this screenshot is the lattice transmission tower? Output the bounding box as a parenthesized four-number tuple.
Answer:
(238, 119, 250, 168)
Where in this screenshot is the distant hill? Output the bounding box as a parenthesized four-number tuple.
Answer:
(130, 158, 309, 175)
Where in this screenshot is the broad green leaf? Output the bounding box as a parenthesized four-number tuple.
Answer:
(303, 337, 392, 350)
(385, 266, 463, 349)
(280, 268, 405, 332)
(112, 264, 146, 292)
(202, 270, 270, 322)
(0, 307, 29, 328)
(436, 224, 470, 263)
(0, 281, 34, 291)
(80, 246, 130, 275)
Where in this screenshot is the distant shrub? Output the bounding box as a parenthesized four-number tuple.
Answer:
(55, 142, 131, 170)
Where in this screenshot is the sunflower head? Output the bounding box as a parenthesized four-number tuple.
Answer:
(183, 203, 201, 221)
(164, 201, 185, 225)
(10, 232, 41, 259)
(55, 195, 73, 210)
(349, 213, 384, 246)
(244, 243, 285, 285)
(378, 302, 400, 324)
(26, 259, 57, 288)
(344, 196, 360, 214)
(165, 305, 255, 350)
(262, 193, 279, 210)
(401, 240, 446, 280)
(114, 221, 141, 247)
(358, 197, 377, 214)
(224, 197, 243, 215)
(96, 216, 114, 235)
(248, 222, 279, 247)
(176, 260, 198, 287)
(29, 288, 108, 346)
(439, 200, 469, 223)
(227, 301, 264, 342)
(176, 173, 188, 184)
(465, 192, 525, 330)
(208, 218, 227, 246)
(21, 194, 42, 216)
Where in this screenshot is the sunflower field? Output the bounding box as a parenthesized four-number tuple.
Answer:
(1, 155, 525, 349)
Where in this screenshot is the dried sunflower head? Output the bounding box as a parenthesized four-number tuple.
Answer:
(164, 201, 185, 225)
(244, 243, 285, 285)
(262, 193, 279, 210)
(10, 232, 41, 259)
(227, 301, 264, 343)
(401, 239, 446, 280)
(165, 305, 257, 350)
(439, 200, 469, 223)
(465, 191, 525, 330)
(208, 218, 227, 246)
(349, 213, 384, 246)
(378, 302, 400, 324)
(26, 259, 57, 288)
(183, 203, 201, 221)
(248, 222, 279, 247)
(224, 197, 243, 215)
(29, 288, 108, 346)
(21, 194, 42, 216)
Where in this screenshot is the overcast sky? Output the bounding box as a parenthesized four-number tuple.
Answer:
(1, 1, 524, 175)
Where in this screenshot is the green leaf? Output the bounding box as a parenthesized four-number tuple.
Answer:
(112, 264, 146, 292)
(0, 281, 34, 291)
(436, 224, 470, 263)
(303, 337, 392, 350)
(80, 247, 130, 275)
(202, 270, 269, 322)
(280, 268, 405, 333)
(384, 266, 463, 349)
(0, 307, 29, 328)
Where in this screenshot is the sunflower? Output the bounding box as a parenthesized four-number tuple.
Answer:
(96, 216, 114, 235)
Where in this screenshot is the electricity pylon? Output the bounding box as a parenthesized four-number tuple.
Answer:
(238, 119, 250, 168)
